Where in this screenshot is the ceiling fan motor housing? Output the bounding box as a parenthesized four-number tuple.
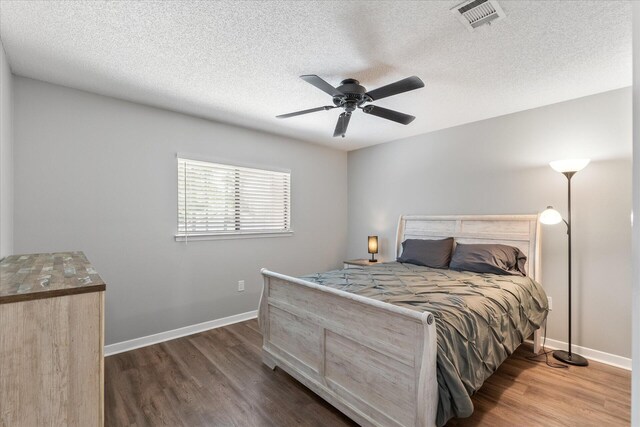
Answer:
(333, 78, 369, 111)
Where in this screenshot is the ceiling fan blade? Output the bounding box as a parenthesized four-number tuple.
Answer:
(362, 105, 415, 125)
(276, 105, 336, 119)
(333, 112, 351, 138)
(365, 76, 425, 101)
(300, 75, 344, 98)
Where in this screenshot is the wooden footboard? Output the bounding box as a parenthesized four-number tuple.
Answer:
(259, 269, 438, 427)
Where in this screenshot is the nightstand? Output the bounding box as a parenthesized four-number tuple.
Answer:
(343, 259, 380, 269)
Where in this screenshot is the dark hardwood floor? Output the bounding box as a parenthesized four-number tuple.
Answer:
(105, 319, 630, 426)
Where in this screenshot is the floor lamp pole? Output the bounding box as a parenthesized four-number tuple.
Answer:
(553, 171, 589, 366)
(567, 171, 573, 357)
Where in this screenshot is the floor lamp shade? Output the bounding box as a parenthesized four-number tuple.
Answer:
(543, 158, 590, 367)
(540, 206, 563, 225)
(549, 159, 590, 173)
(368, 236, 378, 262)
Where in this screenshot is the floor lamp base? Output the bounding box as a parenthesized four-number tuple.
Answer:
(553, 350, 589, 366)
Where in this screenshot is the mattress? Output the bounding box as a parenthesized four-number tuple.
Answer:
(301, 261, 549, 426)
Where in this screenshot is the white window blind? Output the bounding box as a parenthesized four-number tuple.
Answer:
(177, 157, 291, 238)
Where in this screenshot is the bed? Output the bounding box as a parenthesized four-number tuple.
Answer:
(259, 215, 548, 427)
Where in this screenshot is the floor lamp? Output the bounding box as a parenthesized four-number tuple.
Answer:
(540, 158, 590, 367)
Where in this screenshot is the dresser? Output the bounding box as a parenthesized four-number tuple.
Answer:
(0, 252, 106, 427)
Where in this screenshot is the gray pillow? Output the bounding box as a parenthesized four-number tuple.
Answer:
(449, 243, 527, 276)
(397, 238, 454, 269)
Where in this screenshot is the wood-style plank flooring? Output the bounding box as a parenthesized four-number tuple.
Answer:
(105, 319, 630, 426)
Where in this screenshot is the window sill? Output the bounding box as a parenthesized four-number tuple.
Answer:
(174, 230, 294, 242)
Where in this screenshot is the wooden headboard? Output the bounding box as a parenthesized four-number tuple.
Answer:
(396, 215, 541, 281)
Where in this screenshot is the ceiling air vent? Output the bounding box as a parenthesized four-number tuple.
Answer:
(451, 0, 506, 31)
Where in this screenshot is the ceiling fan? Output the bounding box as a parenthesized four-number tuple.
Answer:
(276, 75, 425, 138)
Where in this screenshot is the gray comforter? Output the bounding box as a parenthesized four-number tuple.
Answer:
(301, 262, 548, 426)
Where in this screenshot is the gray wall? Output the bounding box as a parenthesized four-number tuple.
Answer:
(348, 88, 632, 358)
(11, 74, 632, 359)
(13, 76, 348, 345)
(0, 41, 13, 258)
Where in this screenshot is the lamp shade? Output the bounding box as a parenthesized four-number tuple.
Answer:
(368, 236, 378, 254)
(540, 206, 563, 225)
(549, 159, 590, 173)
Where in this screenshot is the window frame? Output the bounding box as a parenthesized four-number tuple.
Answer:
(175, 154, 293, 242)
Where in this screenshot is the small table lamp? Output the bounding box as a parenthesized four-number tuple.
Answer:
(541, 158, 590, 367)
(368, 236, 378, 262)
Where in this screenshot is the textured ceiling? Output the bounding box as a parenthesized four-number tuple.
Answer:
(0, 1, 631, 151)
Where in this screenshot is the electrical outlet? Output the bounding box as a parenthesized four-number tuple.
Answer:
(547, 296, 553, 311)
(238, 280, 245, 292)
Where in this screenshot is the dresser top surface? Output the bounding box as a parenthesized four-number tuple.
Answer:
(0, 251, 105, 304)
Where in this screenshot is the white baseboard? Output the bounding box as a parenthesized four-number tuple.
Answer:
(526, 337, 631, 370)
(104, 310, 258, 356)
